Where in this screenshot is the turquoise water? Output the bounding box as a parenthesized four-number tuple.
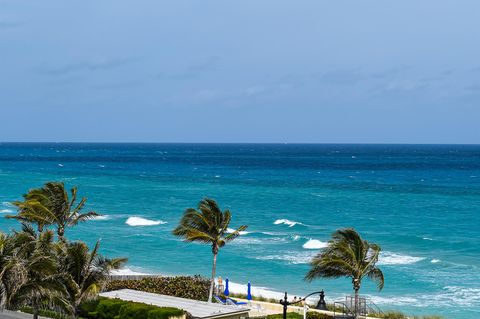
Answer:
(0, 143, 479, 318)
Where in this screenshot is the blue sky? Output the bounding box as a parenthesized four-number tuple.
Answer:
(1, 0, 479, 143)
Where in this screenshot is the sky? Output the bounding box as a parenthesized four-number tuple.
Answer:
(1, 0, 479, 143)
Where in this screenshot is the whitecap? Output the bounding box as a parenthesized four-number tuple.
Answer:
(256, 251, 316, 265)
(125, 217, 167, 226)
(226, 228, 249, 235)
(110, 268, 152, 276)
(367, 286, 480, 308)
(431, 259, 441, 263)
(0, 209, 13, 213)
(274, 219, 304, 227)
(58, 163, 64, 167)
(291, 235, 301, 241)
(92, 215, 110, 221)
(378, 252, 425, 265)
(303, 239, 328, 249)
(422, 237, 433, 241)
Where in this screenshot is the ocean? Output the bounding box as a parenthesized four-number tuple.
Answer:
(0, 143, 479, 318)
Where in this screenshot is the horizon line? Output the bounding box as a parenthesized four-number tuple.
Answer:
(1, 141, 480, 146)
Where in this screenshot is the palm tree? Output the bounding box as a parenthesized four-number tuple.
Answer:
(8, 189, 55, 233)
(7, 182, 99, 240)
(58, 240, 127, 318)
(172, 198, 247, 303)
(305, 228, 384, 319)
(8, 224, 67, 319)
(0, 232, 22, 310)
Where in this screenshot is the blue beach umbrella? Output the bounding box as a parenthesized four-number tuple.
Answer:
(224, 278, 229, 296)
(247, 282, 252, 301)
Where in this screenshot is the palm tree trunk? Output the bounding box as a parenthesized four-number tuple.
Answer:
(354, 286, 359, 319)
(33, 305, 39, 319)
(208, 252, 218, 303)
(58, 226, 65, 241)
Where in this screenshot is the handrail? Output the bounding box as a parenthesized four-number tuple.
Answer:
(366, 300, 384, 316)
(333, 301, 355, 318)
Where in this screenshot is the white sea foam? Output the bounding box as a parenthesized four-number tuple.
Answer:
(378, 252, 425, 265)
(422, 237, 433, 241)
(226, 280, 285, 300)
(58, 163, 64, 167)
(302, 239, 328, 249)
(256, 251, 316, 264)
(431, 259, 441, 263)
(291, 235, 301, 241)
(110, 268, 151, 276)
(368, 286, 480, 308)
(125, 217, 167, 226)
(226, 228, 249, 235)
(274, 219, 304, 227)
(92, 215, 110, 221)
(0, 209, 13, 213)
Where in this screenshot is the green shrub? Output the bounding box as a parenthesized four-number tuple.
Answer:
(147, 307, 185, 319)
(20, 307, 69, 319)
(106, 276, 210, 301)
(79, 299, 101, 318)
(118, 302, 155, 319)
(266, 313, 303, 319)
(306, 311, 333, 319)
(97, 298, 129, 319)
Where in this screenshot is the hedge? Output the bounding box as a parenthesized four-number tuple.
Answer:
(78, 297, 184, 319)
(105, 275, 210, 301)
(264, 312, 333, 319)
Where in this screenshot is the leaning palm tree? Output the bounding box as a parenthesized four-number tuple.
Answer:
(58, 240, 127, 318)
(172, 198, 247, 303)
(8, 189, 55, 233)
(7, 182, 99, 240)
(305, 228, 384, 319)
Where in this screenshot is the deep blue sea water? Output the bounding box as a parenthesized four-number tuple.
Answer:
(0, 143, 479, 318)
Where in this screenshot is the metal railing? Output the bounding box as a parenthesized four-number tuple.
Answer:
(333, 301, 355, 319)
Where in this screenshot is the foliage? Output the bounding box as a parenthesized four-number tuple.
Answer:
(118, 302, 155, 319)
(59, 240, 127, 317)
(78, 297, 184, 319)
(305, 228, 384, 318)
(172, 198, 247, 302)
(21, 306, 70, 319)
(1, 182, 125, 319)
(96, 298, 128, 319)
(227, 292, 279, 303)
(6, 225, 67, 318)
(105, 276, 210, 301)
(306, 311, 334, 319)
(7, 182, 99, 239)
(147, 307, 184, 319)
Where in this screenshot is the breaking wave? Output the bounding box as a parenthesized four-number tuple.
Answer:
(125, 217, 167, 226)
(274, 219, 304, 227)
(378, 252, 425, 265)
(303, 239, 328, 249)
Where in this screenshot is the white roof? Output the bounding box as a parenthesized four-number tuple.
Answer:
(100, 289, 250, 319)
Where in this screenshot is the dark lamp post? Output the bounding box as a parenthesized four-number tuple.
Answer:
(279, 290, 327, 319)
